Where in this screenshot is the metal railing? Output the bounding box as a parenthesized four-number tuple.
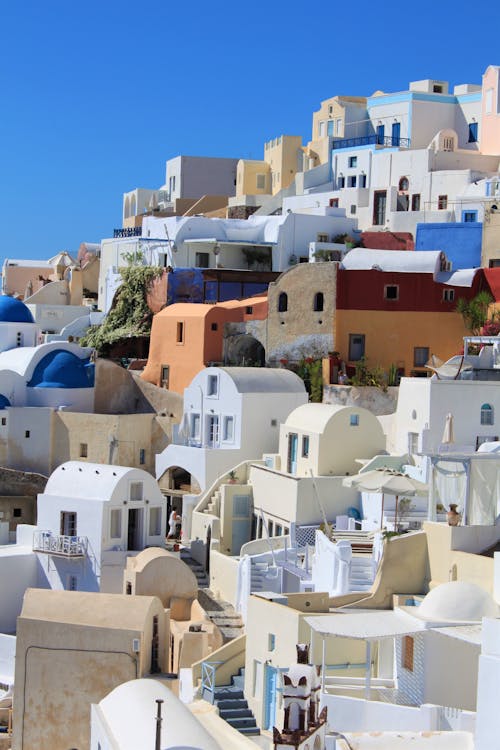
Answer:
(33, 531, 88, 557)
(333, 135, 410, 150)
(113, 227, 142, 238)
(201, 660, 223, 704)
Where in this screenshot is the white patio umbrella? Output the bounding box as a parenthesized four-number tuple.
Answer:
(343, 468, 428, 529)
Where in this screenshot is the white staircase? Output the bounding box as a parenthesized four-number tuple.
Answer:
(348, 555, 375, 593)
(203, 489, 221, 516)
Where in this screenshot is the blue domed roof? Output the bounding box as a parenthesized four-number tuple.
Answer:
(28, 350, 95, 389)
(0, 395, 10, 410)
(0, 296, 34, 324)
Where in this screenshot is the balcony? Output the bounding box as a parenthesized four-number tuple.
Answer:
(33, 531, 88, 557)
(113, 227, 142, 238)
(332, 135, 410, 150)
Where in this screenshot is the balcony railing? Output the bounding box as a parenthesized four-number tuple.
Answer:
(332, 135, 410, 150)
(33, 531, 88, 557)
(113, 227, 142, 238)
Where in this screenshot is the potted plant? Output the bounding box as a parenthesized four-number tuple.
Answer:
(228, 470, 238, 484)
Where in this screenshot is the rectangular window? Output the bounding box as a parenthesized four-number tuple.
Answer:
(317, 233, 329, 243)
(350, 414, 359, 426)
(384, 285, 399, 300)
(139, 448, 146, 465)
(481, 405, 494, 426)
(60, 511, 77, 537)
(149, 507, 162, 536)
(207, 375, 218, 396)
(1, 418, 6, 426)
(318, 121, 326, 137)
(347, 176, 357, 188)
(256, 174, 266, 189)
(443, 289, 455, 302)
(486, 88, 494, 114)
(350, 205, 356, 214)
(110, 508, 122, 538)
(191, 413, 200, 438)
(349, 334, 365, 361)
(13, 508, 22, 518)
(79, 443, 88, 458)
(411, 194, 421, 211)
(67, 575, 78, 591)
(338, 176, 345, 188)
(438, 195, 448, 210)
(408, 432, 419, 455)
(327, 120, 334, 136)
(348, 156, 357, 168)
(25, 430, 30, 439)
(359, 174, 367, 188)
(161, 365, 169, 389)
(268, 633, 276, 651)
(402, 636, 414, 671)
(414, 347, 430, 367)
(468, 122, 478, 143)
(195, 252, 210, 268)
(302, 435, 309, 457)
(223, 416, 234, 441)
(268, 520, 274, 537)
(129, 482, 143, 502)
(336, 118, 342, 135)
(176, 321, 184, 343)
(211, 323, 218, 331)
(462, 210, 478, 223)
(246, 306, 253, 314)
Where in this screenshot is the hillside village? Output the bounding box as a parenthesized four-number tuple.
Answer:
(3, 66, 500, 749)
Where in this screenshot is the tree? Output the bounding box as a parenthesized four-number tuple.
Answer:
(456, 291, 494, 335)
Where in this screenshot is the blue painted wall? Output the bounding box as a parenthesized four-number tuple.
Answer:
(415, 222, 483, 269)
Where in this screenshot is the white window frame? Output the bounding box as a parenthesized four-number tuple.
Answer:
(207, 375, 219, 397)
(148, 507, 162, 537)
(110, 508, 122, 539)
(129, 481, 143, 502)
(223, 415, 235, 442)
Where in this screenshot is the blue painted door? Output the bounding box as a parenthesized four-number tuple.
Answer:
(287, 433, 298, 474)
(391, 122, 401, 146)
(376, 124, 385, 145)
(264, 665, 278, 730)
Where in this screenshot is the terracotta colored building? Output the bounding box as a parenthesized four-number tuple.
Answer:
(141, 297, 268, 394)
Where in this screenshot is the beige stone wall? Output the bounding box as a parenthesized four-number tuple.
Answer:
(12, 594, 168, 750)
(482, 207, 500, 266)
(267, 262, 337, 363)
(264, 135, 303, 194)
(0, 495, 35, 531)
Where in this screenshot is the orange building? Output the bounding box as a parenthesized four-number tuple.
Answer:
(141, 297, 267, 394)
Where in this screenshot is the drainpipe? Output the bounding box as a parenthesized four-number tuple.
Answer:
(155, 699, 163, 750)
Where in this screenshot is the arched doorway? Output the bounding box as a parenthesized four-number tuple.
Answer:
(227, 334, 265, 366)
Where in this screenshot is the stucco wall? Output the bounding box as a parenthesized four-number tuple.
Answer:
(416, 222, 482, 269)
(323, 384, 398, 416)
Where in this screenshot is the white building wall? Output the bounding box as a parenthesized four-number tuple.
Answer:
(476, 617, 500, 750)
(0, 547, 38, 633)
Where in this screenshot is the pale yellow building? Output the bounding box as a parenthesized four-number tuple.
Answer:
(306, 95, 367, 167)
(236, 135, 303, 197)
(12, 588, 169, 750)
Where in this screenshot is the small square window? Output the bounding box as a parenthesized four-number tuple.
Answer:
(25, 430, 30, 439)
(348, 156, 357, 168)
(350, 414, 359, 426)
(195, 252, 210, 268)
(211, 322, 218, 331)
(438, 195, 448, 210)
(13, 508, 22, 518)
(350, 204, 357, 214)
(256, 174, 266, 190)
(246, 306, 253, 314)
(80, 443, 88, 458)
(443, 289, 455, 302)
(347, 176, 357, 188)
(414, 347, 429, 367)
(384, 285, 399, 300)
(1, 418, 6, 426)
(271, 419, 277, 427)
(129, 482, 143, 502)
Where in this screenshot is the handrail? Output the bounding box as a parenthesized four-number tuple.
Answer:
(332, 135, 410, 150)
(33, 531, 88, 557)
(201, 660, 224, 704)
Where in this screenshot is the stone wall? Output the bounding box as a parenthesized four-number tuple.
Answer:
(323, 384, 398, 416)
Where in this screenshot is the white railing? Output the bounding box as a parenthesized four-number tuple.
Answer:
(33, 531, 88, 557)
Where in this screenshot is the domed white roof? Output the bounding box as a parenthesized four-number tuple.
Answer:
(418, 582, 499, 622)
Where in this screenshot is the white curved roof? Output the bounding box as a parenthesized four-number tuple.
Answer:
(285, 403, 364, 432)
(341, 249, 442, 274)
(435, 268, 477, 287)
(418, 581, 499, 622)
(0, 342, 93, 380)
(98, 679, 223, 750)
(44, 462, 159, 501)
(215, 367, 306, 394)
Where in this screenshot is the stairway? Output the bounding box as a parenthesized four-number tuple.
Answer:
(207, 669, 260, 736)
(180, 549, 209, 589)
(348, 555, 375, 593)
(203, 489, 221, 515)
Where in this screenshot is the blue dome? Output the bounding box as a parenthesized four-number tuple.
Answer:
(28, 350, 95, 389)
(0, 296, 34, 324)
(0, 395, 10, 410)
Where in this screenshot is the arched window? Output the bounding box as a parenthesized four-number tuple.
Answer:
(313, 292, 324, 312)
(278, 292, 288, 312)
(398, 176, 409, 192)
(481, 403, 494, 425)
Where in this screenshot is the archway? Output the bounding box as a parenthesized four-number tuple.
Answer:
(226, 334, 265, 366)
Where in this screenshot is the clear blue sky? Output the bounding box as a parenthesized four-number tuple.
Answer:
(1, 0, 499, 262)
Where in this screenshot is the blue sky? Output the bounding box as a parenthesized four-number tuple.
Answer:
(1, 0, 499, 262)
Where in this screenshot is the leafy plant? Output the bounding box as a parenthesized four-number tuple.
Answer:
(122, 249, 144, 266)
(80, 265, 163, 353)
(387, 363, 399, 386)
(456, 291, 494, 335)
(351, 357, 387, 390)
(296, 357, 323, 402)
(242, 247, 272, 270)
